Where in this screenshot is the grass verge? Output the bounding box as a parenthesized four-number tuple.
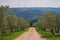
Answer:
(0, 28, 28, 40)
(36, 28, 60, 40)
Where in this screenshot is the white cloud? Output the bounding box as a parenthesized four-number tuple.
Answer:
(0, 0, 60, 7)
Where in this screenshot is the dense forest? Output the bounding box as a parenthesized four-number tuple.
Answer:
(0, 6, 29, 36)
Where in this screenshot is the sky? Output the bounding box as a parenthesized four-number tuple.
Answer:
(0, 0, 60, 8)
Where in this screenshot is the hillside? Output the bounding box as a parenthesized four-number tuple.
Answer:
(10, 7, 60, 21)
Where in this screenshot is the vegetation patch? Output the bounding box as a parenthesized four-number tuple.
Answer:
(0, 28, 28, 40)
(0, 6, 29, 40)
(36, 28, 60, 40)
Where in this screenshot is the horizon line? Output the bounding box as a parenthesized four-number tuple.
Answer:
(9, 6, 60, 8)
(0, 5, 60, 8)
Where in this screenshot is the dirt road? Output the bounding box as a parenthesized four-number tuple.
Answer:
(14, 27, 46, 40)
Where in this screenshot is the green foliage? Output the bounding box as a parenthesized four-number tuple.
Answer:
(0, 28, 28, 40)
(34, 11, 60, 40)
(36, 28, 60, 40)
(0, 5, 29, 38)
(35, 11, 60, 35)
(36, 28, 54, 38)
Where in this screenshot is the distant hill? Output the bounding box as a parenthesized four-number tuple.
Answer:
(10, 7, 60, 21)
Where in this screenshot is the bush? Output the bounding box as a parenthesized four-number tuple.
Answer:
(42, 31, 54, 38)
(36, 28, 54, 38)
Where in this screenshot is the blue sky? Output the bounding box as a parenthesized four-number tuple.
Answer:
(0, 0, 60, 7)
